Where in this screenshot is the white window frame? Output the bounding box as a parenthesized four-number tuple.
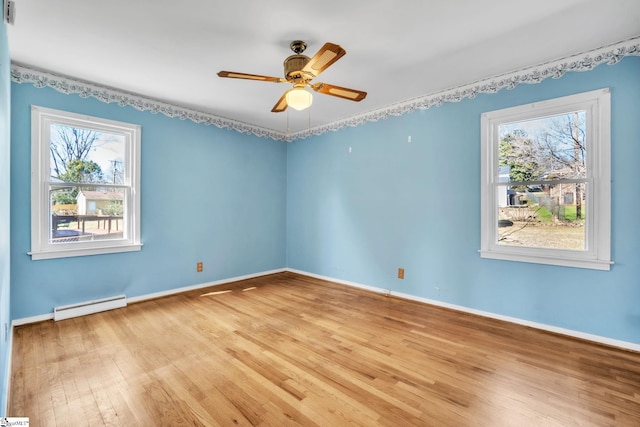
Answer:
(480, 89, 611, 270)
(30, 106, 142, 260)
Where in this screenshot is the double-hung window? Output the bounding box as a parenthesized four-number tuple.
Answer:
(30, 106, 142, 260)
(480, 89, 611, 270)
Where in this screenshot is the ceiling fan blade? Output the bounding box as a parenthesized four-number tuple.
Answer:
(310, 82, 367, 102)
(302, 43, 346, 78)
(217, 71, 285, 83)
(271, 92, 288, 113)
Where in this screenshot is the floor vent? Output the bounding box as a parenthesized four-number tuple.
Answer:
(54, 295, 127, 321)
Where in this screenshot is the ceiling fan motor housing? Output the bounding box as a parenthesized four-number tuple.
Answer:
(284, 55, 310, 82)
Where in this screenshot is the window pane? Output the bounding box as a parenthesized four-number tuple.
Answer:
(498, 111, 587, 181)
(31, 106, 141, 260)
(481, 89, 610, 269)
(497, 182, 586, 250)
(49, 124, 125, 185)
(50, 186, 126, 244)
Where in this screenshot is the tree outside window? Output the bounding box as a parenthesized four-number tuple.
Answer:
(480, 89, 611, 270)
(30, 106, 141, 260)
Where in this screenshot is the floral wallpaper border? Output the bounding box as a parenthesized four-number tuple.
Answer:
(11, 37, 640, 142)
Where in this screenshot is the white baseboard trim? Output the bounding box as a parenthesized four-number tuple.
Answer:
(11, 267, 639, 353)
(12, 313, 53, 326)
(11, 268, 287, 326)
(286, 268, 640, 353)
(127, 268, 287, 304)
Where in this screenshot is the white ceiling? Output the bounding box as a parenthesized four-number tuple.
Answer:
(7, 0, 640, 134)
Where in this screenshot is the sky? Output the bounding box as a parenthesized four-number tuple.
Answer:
(49, 124, 125, 182)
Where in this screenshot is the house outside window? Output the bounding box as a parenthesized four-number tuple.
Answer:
(30, 106, 142, 260)
(480, 89, 611, 270)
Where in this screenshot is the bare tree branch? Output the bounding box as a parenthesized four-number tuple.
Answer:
(50, 125, 101, 177)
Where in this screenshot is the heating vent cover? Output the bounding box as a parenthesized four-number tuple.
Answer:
(54, 295, 127, 321)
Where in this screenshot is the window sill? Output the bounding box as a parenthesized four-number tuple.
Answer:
(479, 250, 613, 271)
(29, 243, 143, 260)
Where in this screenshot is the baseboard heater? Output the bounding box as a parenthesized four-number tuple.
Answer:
(54, 295, 127, 321)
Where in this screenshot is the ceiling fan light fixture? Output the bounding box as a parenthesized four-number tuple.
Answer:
(285, 87, 313, 111)
(218, 41, 365, 113)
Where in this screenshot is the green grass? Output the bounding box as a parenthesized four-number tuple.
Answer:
(535, 207, 553, 222)
(561, 205, 586, 221)
(534, 205, 585, 222)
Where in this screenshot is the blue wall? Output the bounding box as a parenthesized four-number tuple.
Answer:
(6, 52, 640, 358)
(287, 57, 640, 345)
(10, 84, 287, 320)
(0, 17, 11, 415)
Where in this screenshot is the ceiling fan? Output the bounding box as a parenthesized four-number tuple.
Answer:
(217, 40, 367, 113)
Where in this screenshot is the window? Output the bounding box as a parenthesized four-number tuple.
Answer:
(480, 89, 611, 270)
(30, 106, 141, 260)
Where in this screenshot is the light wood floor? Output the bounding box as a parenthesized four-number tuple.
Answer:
(9, 272, 640, 426)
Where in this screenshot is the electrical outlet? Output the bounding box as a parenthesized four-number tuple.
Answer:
(398, 268, 404, 279)
(197, 262, 203, 272)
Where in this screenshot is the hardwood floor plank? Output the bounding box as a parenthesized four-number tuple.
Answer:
(9, 272, 640, 426)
